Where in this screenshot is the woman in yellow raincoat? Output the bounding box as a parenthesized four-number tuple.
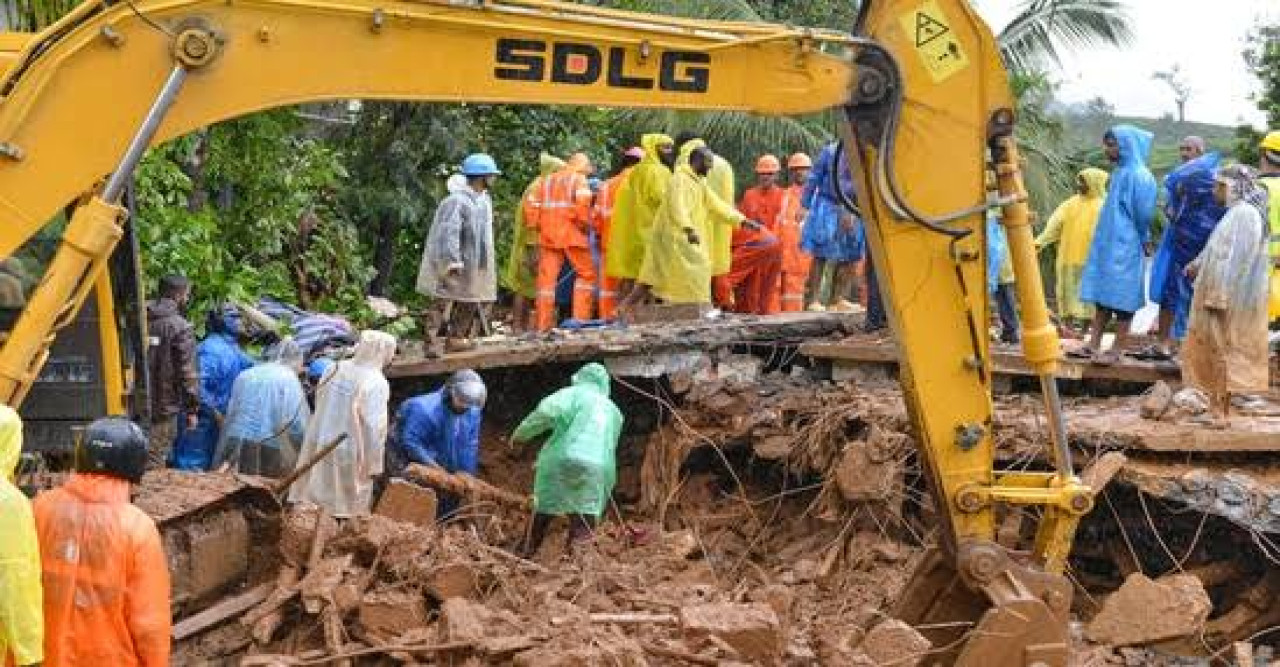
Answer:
(1035, 167, 1108, 333)
(502, 153, 565, 332)
(0, 405, 42, 667)
(633, 142, 749, 305)
(606, 134, 674, 287)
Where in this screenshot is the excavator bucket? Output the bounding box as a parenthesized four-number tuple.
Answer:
(894, 547, 1073, 667)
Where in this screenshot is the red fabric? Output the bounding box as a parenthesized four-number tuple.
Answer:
(34, 474, 171, 667)
(526, 168, 593, 249)
(598, 275, 620, 320)
(536, 246, 596, 331)
(779, 271, 807, 312)
(594, 171, 629, 321)
(720, 236, 782, 315)
(736, 185, 785, 246)
(777, 185, 811, 275)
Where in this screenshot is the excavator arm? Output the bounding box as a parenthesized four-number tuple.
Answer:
(0, 1, 1093, 663)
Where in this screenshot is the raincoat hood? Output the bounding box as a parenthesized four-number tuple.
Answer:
(446, 173, 469, 195)
(1079, 168, 1109, 198)
(572, 362, 610, 394)
(566, 152, 593, 174)
(0, 405, 19, 482)
(641, 133, 673, 162)
(1108, 125, 1154, 168)
(146, 296, 183, 320)
(539, 153, 566, 176)
(352, 330, 397, 368)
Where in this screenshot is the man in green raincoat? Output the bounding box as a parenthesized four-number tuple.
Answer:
(512, 363, 623, 556)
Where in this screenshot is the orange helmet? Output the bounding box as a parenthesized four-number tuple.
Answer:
(755, 154, 781, 174)
(567, 152, 594, 174)
(787, 152, 813, 169)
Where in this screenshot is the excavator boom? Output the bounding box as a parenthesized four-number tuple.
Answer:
(0, 1, 1095, 663)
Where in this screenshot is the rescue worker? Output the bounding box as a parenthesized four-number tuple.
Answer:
(1181, 165, 1271, 424)
(213, 337, 310, 477)
(594, 147, 643, 320)
(802, 142, 864, 312)
(171, 306, 254, 471)
(529, 152, 596, 331)
(146, 273, 199, 467)
(1178, 135, 1207, 163)
(387, 369, 487, 519)
(608, 134, 675, 307)
(503, 153, 565, 333)
(35, 417, 170, 666)
(0, 406, 42, 667)
(1035, 168, 1109, 336)
(988, 214, 1021, 345)
(1258, 131, 1280, 323)
(628, 143, 761, 308)
(1145, 152, 1226, 358)
(513, 363, 623, 557)
(776, 152, 814, 312)
(1077, 125, 1158, 364)
(721, 154, 785, 315)
(417, 154, 500, 356)
(289, 330, 397, 518)
(674, 132, 738, 308)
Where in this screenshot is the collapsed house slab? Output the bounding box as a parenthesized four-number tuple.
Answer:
(387, 312, 857, 379)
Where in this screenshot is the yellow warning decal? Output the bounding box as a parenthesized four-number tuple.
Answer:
(899, 0, 970, 83)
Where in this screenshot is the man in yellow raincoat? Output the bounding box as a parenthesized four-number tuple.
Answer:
(1258, 131, 1280, 322)
(503, 153, 565, 332)
(628, 142, 761, 307)
(607, 134, 674, 301)
(674, 132, 737, 307)
(0, 406, 42, 667)
(1035, 167, 1108, 336)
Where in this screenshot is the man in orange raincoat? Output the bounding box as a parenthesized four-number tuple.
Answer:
(774, 153, 813, 312)
(35, 417, 170, 667)
(716, 154, 784, 315)
(528, 152, 596, 331)
(593, 147, 643, 320)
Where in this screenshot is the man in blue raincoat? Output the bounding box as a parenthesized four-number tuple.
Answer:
(213, 337, 310, 477)
(386, 369, 488, 519)
(513, 363, 623, 557)
(171, 306, 255, 470)
(801, 142, 865, 312)
(1144, 151, 1226, 359)
(1077, 125, 1158, 363)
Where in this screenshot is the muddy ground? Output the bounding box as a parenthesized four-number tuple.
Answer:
(166, 357, 1280, 666)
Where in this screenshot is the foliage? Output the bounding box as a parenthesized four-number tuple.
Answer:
(2, 0, 79, 31)
(1233, 21, 1280, 163)
(996, 0, 1133, 75)
(134, 110, 372, 323)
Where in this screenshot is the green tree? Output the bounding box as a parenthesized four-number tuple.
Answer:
(997, 0, 1134, 74)
(1233, 21, 1279, 164)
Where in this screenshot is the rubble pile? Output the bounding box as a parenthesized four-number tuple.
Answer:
(174, 498, 926, 665)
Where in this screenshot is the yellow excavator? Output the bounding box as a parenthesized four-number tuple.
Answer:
(0, 0, 1096, 662)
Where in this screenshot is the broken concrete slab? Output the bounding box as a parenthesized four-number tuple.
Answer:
(680, 602, 782, 665)
(857, 619, 931, 667)
(357, 589, 427, 638)
(374, 479, 438, 527)
(426, 562, 479, 601)
(1085, 573, 1212, 646)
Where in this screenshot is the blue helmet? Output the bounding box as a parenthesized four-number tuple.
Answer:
(460, 153, 501, 177)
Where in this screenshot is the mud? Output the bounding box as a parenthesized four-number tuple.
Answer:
(166, 361, 1280, 664)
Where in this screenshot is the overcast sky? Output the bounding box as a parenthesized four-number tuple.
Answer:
(979, 0, 1274, 127)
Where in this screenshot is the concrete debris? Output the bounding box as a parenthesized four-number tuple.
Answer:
(1086, 573, 1212, 647)
(680, 602, 783, 665)
(856, 618, 932, 667)
(1140, 380, 1174, 420)
(357, 589, 426, 638)
(373, 478, 439, 527)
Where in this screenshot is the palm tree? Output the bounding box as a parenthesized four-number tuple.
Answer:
(996, 0, 1134, 75)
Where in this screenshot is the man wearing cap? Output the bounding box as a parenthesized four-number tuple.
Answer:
(717, 154, 785, 314)
(417, 154, 500, 356)
(528, 153, 597, 331)
(776, 153, 814, 312)
(386, 369, 487, 519)
(593, 147, 643, 320)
